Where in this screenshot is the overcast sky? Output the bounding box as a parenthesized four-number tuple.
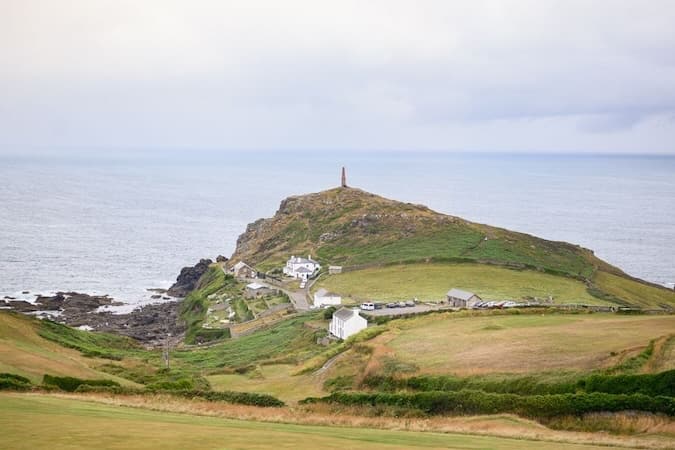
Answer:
(2, 0, 675, 154)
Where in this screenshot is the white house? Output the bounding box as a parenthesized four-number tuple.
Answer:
(283, 255, 321, 280)
(329, 307, 367, 340)
(313, 288, 342, 307)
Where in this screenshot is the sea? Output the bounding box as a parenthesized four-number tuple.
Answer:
(1, 151, 674, 308)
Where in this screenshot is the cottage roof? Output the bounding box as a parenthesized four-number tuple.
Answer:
(288, 256, 319, 265)
(295, 267, 313, 273)
(333, 307, 356, 321)
(233, 261, 252, 270)
(447, 288, 479, 301)
(246, 282, 266, 290)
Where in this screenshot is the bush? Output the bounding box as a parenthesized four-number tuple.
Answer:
(581, 370, 675, 397)
(43, 374, 120, 392)
(322, 306, 337, 320)
(315, 390, 675, 418)
(0, 373, 32, 391)
(363, 370, 675, 397)
(172, 389, 285, 407)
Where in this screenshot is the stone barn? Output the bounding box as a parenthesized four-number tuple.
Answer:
(447, 288, 482, 308)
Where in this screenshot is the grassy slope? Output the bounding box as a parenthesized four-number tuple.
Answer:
(230, 187, 675, 309)
(371, 313, 675, 377)
(0, 394, 620, 450)
(233, 188, 601, 278)
(315, 263, 606, 305)
(0, 312, 141, 386)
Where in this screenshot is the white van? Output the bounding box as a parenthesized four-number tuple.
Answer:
(360, 302, 375, 311)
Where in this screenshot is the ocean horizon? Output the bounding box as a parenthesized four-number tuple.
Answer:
(1, 151, 674, 306)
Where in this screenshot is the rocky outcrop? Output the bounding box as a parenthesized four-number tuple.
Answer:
(167, 258, 213, 297)
(2, 292, 184, 346)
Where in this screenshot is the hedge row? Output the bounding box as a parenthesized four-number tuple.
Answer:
(0, 373, 32, 391)
(43, 374, 120, 392)
(363, 370, 675, 397)
(310, 390, 675, 418)
(73, 385, 285, 407)
(171, 389, 285, 407)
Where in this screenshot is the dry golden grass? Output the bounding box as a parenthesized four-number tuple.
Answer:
(380, 313, 675, 375)
(0, 312, 137, 385)
(207, 364, 325, 402)
(19, 392, 675, 450)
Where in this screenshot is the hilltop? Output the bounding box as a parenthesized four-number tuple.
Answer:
(230, 187, 675, 308)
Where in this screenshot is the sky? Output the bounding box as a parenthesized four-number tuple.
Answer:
(2, 0, 675, 155)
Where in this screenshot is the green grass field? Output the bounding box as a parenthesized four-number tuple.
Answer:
(315, 263, 606, 304)
(0, 394, 625, 450)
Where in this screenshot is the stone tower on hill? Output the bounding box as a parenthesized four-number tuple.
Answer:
(341, 167, 347, 188)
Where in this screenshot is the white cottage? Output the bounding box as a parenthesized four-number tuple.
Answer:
(283, 255, 321, 280)
(313, 288, 342, 307)
(329, 307, 367, 340)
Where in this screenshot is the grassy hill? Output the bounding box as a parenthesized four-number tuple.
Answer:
(231, 187, 675, 309)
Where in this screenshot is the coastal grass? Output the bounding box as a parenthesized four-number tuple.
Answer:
(315, 263, 605, 304)
(0, 311, 141, 386)
(376, 313, 675, 376)
(171, 314, 325, 371)
(593, 271, 675, 309)
(0, 393, 655, 450)
(207, 364, 325, 403)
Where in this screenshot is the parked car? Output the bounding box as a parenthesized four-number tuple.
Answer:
(386, 302, 397, 308)
(397, 301, 407, 308)
(374, 302, 385, 309)
(360, 302, 375, 311)
(405, 300, 415, 307)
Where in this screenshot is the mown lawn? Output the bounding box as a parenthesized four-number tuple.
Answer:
(0, 394, 616, 450)
(315, 263, 605, 304)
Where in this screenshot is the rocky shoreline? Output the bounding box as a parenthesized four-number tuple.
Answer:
(1, 292, 185, 346)
(0, 257, 228, 346)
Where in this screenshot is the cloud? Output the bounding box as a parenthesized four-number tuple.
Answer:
(1, 0, 674, 153)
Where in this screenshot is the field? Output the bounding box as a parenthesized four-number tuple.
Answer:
(207, 364, 325, 402)
(0, 312, 140, 386)
(315, 263, 606, 304)
(593, 271, 675, 309)
(0, 393, 655, 450)
(377, 313, 675, 376)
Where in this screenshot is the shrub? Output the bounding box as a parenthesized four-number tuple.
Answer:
(172, 389, 285, 407)
(43, 374, 120, 392)
(0, 373, 32, 391)
(315, 390, 675, 418)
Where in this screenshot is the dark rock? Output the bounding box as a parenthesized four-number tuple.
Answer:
(1, 300, 38, 312)
(22, 291, 30, 295)
(151, 294, 162, 299)
(216, 255, 229, 263)
(167, 258, 213, 297)
(35, 294, 66, 310)
(4, 296, 16, 300)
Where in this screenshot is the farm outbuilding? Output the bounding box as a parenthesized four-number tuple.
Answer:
(313, 288, 342, 307)
(447, 288, 482, 308)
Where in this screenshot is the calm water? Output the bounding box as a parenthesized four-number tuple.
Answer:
(1, 151, 674, 305)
